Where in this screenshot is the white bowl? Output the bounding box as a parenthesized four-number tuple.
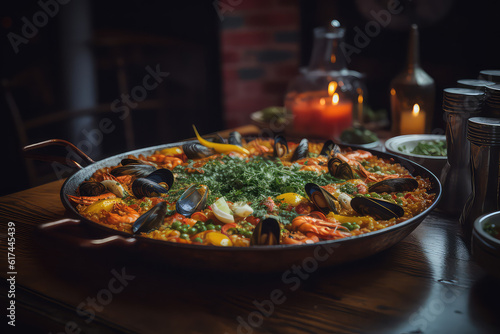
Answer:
(385, 134, 447, 178)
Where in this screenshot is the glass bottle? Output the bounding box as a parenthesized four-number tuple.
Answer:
(460, 117, 500, 244)
(390, 24, 435, 135)
(285, 20, 366, 139)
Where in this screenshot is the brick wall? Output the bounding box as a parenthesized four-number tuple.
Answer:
(219, 0, 300, 128)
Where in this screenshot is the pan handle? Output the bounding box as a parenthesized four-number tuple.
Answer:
(38, 218, 137, 248)
(23, 139, 95, 169)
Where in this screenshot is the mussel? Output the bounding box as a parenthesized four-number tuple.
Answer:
(291, 138, 309, 161)
(273, 135, 289, 158)
(79, 182, 106, 196)
(182, 142, 216, 159)
(368, 178, 418, 193)
(350, 197, 404, 220)
(176, 184, 209, 217)
(110, 164, 156, 178)
(120, 158, 156, 167)
(319, 140, 339, 157)
(250, 217, 280, 245)
(132, 202, 168, 234)
(305, 183, 340, 214)
(328, 157, 354, 180)
(228, 131, 243, 146)
(205, 133, 225, 144)
(132, 169, 174, 198)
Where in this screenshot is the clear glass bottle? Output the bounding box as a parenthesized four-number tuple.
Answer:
(390, 24, 435, 135)
(284, 20, 365, 139)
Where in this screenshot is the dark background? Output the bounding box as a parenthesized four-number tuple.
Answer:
(1, 0, 499, 196)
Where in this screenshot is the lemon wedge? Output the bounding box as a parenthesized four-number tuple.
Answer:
(212, 197, 235, 224)
(206, 232, 233, 247)
(276, 193, 307, 207)
(232, 201, 254, 218)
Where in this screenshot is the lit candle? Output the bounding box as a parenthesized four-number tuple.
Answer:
(291, 94, 353, 138)
(400, 104, 426, 134)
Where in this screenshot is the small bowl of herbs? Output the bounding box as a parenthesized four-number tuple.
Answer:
(472, 211, 500, 278)
(385, 134, 447, 178)
(340, 126, 380, 149)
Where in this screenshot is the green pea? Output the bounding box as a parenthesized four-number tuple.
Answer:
(179, 225, 189, 233)
(170, 221, 182, 230)
(397, 199, 403, 205)
(187, 227, 198, 235)
(383, 194, 392, 200)
(242, 230, 253, 238)
(215, 225, 222, 231)
(373, 165, 381, 172)
(180, 233, 190, 240)
(370, 192, 381, 198)
(193, 237, 203, 243)
(206, 223, 215, 230)
(365, 193, 371, 197)
(396, 193, 404, 198)
(352, 223, 360, 230)
(197, 225, 207, 233)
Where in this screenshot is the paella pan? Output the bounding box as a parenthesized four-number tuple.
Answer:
(34, 126, 441, 272)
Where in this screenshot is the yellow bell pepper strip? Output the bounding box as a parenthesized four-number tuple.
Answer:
(85, 198, 123, 214)
(192, 125, 250, 155)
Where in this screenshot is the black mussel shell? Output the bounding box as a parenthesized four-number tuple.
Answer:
(145, 169, 174, 186)
(273, 135, 289, 158)
(120, 158, 156, 167)
(132, 202, 167, 234)
(79, 182, 106, 196)
(182, 142, 216, 159)
(291, 138, 309, 161)
(305, 183, 340, 214)
(110, 164, 156, 178)
(350, 197, 404, 220)
(132, 169, 174, 198)
(319, 140, 340, 157)
(368, 178, 418, 193)
(250, 218, 280, 245)
(176, 184, 209, 217)
(205, 133, 225, 144)
(328, 157, 354, 180)
(228, 131, 243, 146)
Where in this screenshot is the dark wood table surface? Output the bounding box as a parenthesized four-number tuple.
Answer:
(1, 125, 499, 334)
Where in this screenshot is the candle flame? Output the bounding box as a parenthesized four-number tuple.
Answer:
(330, 54, 336, 63)
(390, 88, 396, 96)
(320, 98, 326, 106)
(412, 104, 420, 116)
(358, 95, 363, 104)
(332, 93, 339, 105)
(328, 81, 337, 96)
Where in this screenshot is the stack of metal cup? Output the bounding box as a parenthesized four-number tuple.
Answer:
(478, 69, 500, 83)
(460, 117, 500, 243)
(438, 88, 484, 216)
(457, 79, 494, 91)
(484, 84, 500, 117)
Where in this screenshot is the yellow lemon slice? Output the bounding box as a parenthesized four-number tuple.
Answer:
(206, 232, 233, 247)
(276, 193, 307, 207)
(85, 198, 123, 214)
(212, 197, 235, 224)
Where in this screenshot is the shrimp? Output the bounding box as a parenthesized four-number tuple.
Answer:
(103, 203, 139, 225)
(68, 192, 117, 205)
(289, 215, 350, 240)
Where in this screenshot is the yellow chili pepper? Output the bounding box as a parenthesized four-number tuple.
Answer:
(192, 125, 250, 155)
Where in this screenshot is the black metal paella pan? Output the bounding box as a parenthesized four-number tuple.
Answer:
(27, 130, 442, 273)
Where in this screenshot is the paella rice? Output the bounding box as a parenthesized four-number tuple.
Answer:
(68, 131, 436, 247)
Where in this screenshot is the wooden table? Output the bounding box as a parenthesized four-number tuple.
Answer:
(1, 125, 499, 333)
